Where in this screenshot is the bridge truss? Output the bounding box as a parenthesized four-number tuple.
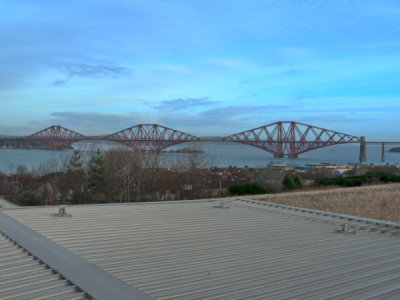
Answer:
(224, 121, 361, 157)
(27, 126, 88, 150)
(2, 122, 361, 157)
(103, 124, 199, 151)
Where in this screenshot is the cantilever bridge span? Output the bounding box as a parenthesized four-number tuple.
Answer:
(0, 121, 363, 159)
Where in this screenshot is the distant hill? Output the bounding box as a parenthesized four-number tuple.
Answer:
(0, 135, 21, 138)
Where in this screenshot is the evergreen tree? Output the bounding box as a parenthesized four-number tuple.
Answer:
(66, 149, 85, 203)
(88, 148, 106, 191)
(67, 150, 84, 173)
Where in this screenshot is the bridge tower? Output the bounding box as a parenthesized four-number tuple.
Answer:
(359, 136, 366, 164)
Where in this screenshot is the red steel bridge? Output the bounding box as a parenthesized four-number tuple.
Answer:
(0, 121, 363, 159)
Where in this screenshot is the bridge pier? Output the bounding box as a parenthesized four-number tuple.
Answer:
(359, 136, 366, 164)
(381, 142, 385, 162)
(288, 154, 298, 158)
(274, 153, 284, 158)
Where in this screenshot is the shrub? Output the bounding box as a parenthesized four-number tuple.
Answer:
(315, 172, 400, 187)
(293, 176, 303, 188)
(229, 185, 245, 195)
(229, 183, 266, 195)
(282, 176, 295, 190)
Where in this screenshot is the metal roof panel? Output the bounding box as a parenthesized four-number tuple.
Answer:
(3, 199, 400, 299)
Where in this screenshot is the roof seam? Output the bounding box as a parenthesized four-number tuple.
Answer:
(0, 224, 90, 299)
(0, 231, 89, 299)
(0, 211, 154, 300)
(237, 197, 400, 235)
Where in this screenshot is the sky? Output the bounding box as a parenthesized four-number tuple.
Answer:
(1, 0, 400, 140)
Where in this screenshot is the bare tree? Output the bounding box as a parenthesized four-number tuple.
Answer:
(104, 148, 133, 202)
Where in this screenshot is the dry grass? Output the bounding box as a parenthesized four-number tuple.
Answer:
(247, 184, 400, 223)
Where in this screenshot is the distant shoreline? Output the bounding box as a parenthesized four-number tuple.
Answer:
(163, 147, 204, 154)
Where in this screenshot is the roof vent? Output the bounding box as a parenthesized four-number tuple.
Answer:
(335, 223, 355, 234)
(51, 205, 72, 218)
(213, 200, 230, 209)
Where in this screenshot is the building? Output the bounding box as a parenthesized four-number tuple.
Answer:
(1, 198, 400, 299)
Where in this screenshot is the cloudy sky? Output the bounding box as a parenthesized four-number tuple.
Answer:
(1, 0, 400, 139)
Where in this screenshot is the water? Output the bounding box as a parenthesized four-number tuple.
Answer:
(0, 142, 399, 173)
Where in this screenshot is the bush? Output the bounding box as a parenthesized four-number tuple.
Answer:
(315, 172, 400, 187)
(229, 183, 266, 195)
(229, 185, 245, 195)
(344, 178, 364, 187)
(282, 176, 295, 190)
(293, 176, 303, 188)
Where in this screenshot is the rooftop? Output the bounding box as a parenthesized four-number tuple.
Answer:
(0, 231, 88, 300)
(1, 199, 400, 299)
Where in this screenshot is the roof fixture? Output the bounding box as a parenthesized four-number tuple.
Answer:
(213, 200, 230, 209)
(51, 205, 72, 218)
(335, 223, 356, 234)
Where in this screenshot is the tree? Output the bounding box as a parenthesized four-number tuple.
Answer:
(104, 148, 136, 202)
(293, 176, 303, 188)
(88, 149, 106, 193)
(66, 150, 85, 203)
(36, 182, 59, 205)
(16, 165, 28, 175)
(282, 176, 295, 190)
(104, 147, 156, 202)
(67, 150, 84, 173)
(181, 144, 210, 199)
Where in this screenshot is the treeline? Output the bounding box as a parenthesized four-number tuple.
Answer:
(229, 175, 303, 195)
(228, 172, 400, 196)
(316, 172, 400, 187)
(2, 149, 400, 205)
(0, 148, 218, 206)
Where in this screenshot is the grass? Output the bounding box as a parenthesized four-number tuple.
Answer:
(247, 184, 400, 223)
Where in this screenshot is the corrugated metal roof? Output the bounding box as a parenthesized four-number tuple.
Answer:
(0, 197, 18, 209)
(4, 199, 400, 299)
(0, 209, 152, 300)
(0, 233, 88, 300)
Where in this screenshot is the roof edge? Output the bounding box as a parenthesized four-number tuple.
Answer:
(0, 198, 217, 211)
(0, 211, 154, 300)
(4, 197, 400, 229)
(237, 197, 400, 229)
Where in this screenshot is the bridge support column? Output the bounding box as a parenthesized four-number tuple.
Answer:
(288, 154, 298, 158)
(381, 143, 385, 162)
(359, 136, 366, 164)
(274, 153, 284, 158)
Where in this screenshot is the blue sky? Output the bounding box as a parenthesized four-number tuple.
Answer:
(1, 0, 400, 140)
